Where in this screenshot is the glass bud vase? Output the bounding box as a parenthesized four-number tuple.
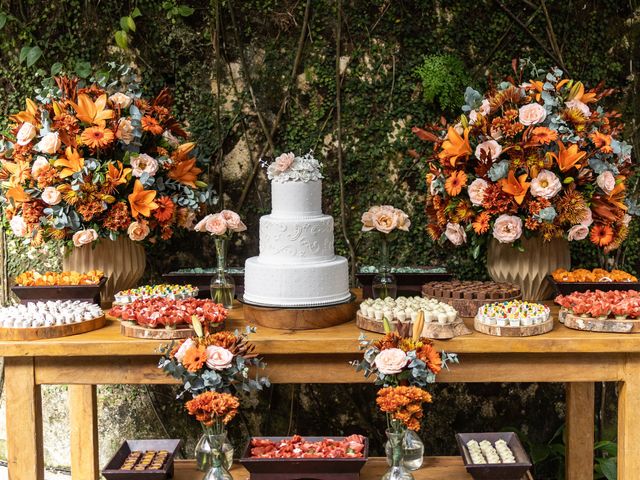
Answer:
(202, 432, 234, 480)
(382, 429, 415, 480)
(385, 428, 424, 471)
(195, 432, 234, 472)
(210, 237, 235, 308)
(372, 236, 397, 299)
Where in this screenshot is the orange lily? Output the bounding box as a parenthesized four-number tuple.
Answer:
(5, 185, 30, 203)
(526, 80, 544, 102)
(128, 179, 158, 218)
(438, 127, 471, 167)
(2, 160, 31, 185)
(68, 94, 113, 127)
(107, 162, 131, 187)
(169, 158, 202, 188)
(10, 98, 38, 125)
(548, 141, 586, 172)
(54, 147, 85, 178)
(501, 170, 530, 205)
(567, 81, 597, 104)
(172, 142, 197, 163)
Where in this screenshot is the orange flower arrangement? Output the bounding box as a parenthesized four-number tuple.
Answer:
(185, 391, 239, 428)
(376, 386, 432, 431)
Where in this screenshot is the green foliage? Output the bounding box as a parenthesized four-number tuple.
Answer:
(416, 54, 470, 113)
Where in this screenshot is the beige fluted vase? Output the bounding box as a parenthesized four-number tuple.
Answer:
(63, 236, 146, 303)
(487, 236, 570, 301)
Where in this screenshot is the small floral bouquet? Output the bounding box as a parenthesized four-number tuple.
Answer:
(194, 210, 247, 238)
(0, 73, 208, 247)
(158, 319, 270, 398)
(414, 62, 637, 254)
(361, 205, 411, 236)
(266, 151, 323, 183)
(376, 386, 433, 432)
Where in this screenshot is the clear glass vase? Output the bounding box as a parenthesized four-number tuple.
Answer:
(195, 432, 234, 472)
(385, 428, 424, 471)
(210, 237, 235, 308)
(382, 429, 415, 480)
(372, 236, 397, 299)
(202, 432, 234, 480)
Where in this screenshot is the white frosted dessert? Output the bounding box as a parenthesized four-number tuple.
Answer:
(244, 153, 351, 307)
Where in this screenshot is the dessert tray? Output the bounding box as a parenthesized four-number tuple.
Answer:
(356, 296, 472, 339)
(0, 300, 105, 340)
(548, 268, 640, 296)
(113, 283, 199, 305)
(102, 439, 181, 480)
(456, 432, 532, 480)
(423, 280, 522, 317)
(474, 301, 553, 337)
(556, 290, 640, 333)
(12, 271, 107, 305)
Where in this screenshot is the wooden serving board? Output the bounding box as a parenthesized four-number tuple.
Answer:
(356, 312, 472, 339)
(0, 315, 106, 341)
(563, 312, 640, 334)
(243, 301, 356, 331)
(426, 295, 522, 318)
(474, 316, 554, 337)
(117, 319, 226, 339)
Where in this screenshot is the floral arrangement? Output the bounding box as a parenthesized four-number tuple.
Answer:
(266, 151, 323, 183)
(555, 290, 640, 319)
(159, 320, 270, 397)
(414, 63, 637, 253)
(376, 386, 432, 431)
(0, 74, 209, 247)
(15, 269, 103, 286)
(361, 205, 411, 235)
(194, 210, 247, 237)
(186, 390, 240, 433)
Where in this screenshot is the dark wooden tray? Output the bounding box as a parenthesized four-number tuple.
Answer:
(547, 275, 640, 296)
(356, 268, 452, 299)
(11, 276, 107, 305)
(162, 270, 244, 298)
(456, 432, 532, 480)
(102, 439, 181, 480)
(240, 436, 369, 480)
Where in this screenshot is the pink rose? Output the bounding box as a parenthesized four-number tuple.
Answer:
(479, 99, 491, 115)
(372, 209, 398, 234)
(31, 156, 50, 177)
(200, 213, 227, 235)
(445, 222, 466, 246)
(16, 122, 37, 146)
(361, 210, 376, 231)
(175, 338, 194, 362)
(131, 154, 159, 177)
(41, 186, 62, 205)
(221, 210, 247, 233)
(205, 346, 234, 370)
(274, 152, 295, 172)
(9, 215, 27, 237)
(530, 170, 562, 199)
(394, 209, 411, 232)
(565, 99, 590, 117)
(374, 348, 408, 375)
(581, 208, 593, 227)
(492, 215, 523, 244)
(36, 132, 61, 154)
(475, 140, 502, 161)
(127, 221, 150, 241)
(72, 229, 98, 247)
(109, 92, 133, 109)
(468, 178, 489, 206)
(597, 171, 616, 195)
(518, 103, 547, 126)
(116, 118, 135, 144)
(568, 224, 589, 241)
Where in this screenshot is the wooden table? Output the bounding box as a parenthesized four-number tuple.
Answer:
(2, 301, 639, 480)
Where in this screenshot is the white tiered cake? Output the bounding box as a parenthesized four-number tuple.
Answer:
(243, 153, 351, 307)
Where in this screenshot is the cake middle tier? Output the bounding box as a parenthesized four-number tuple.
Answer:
(258, 214, 335, 263)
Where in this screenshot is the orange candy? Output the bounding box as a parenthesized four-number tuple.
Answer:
(552, 268, 637, 283)
(15, 270, 104, 286)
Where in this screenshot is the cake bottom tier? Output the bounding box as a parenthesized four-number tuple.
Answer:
(243, 256, 351, 307)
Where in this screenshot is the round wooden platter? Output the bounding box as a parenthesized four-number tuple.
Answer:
(356, 312, 472, 339)
(473, 316, 554, 337)
(563, 312, 640, 334)
(242, 299, 357, 331)
(107, 313, 225, 339)
(426, 294, 522, 318)
(0, 314, 106, 341)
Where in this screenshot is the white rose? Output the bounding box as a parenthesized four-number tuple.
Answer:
(116, 118, 135, 145)
(492, 215, 523, 244)
(475, 140, 502, 161)
(596, 171, 616, 195)
(468, 178, 489, 206)
(109, 92, 133, 109)
(31, 156, 50, 177)
(581, 208, 593, 227)
(568, 225, 589, 241)
(41, 186, 62, 205)
(174, 338, 194, 362)
(36, 132, 62, 155)
(9, 215, 27, 237)
(16, 122, 37, 146)
(130, 154, 159, 177)
(518, 103, 547, 126)
(72, 229, 98, 247)
(530, 170, 562, 199)
(374, 348, 408, 375)
(127, 221, 150, 241)
(205, 346, 234, 370)
(445, 222, 467, 246)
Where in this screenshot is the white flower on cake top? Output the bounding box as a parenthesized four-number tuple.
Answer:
(0, 300, 103, 328)
(359, 296, 458, 325)
(267, 152, 323, 183)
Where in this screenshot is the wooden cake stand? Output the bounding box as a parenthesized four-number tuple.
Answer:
(242, 296, 357, 331)
(356, 312, 472, 339)
(0, 315, 106, 341)
(563, 311, 640, 334)
(474, 316, 554, 337)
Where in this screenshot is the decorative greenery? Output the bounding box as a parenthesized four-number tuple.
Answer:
(415, 54, 470, 112)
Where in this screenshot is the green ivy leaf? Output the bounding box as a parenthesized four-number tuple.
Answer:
(50, 62, 63, 76)
(19, 46, 30, 63)
(26, 46, 42, 67)
(0, 13, 7, 30)
(115, 30, 128, 50)
(74, 61, 91, 78)
(126, 16, 136, 32)
(178, 5, 195, 16)
(131, 7, 142, 18)
(119, 17, 130, 32)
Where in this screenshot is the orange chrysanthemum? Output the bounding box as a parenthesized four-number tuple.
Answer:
(590, 224, 614, 247)
(182, 345, 208, 372)
(103, 202, 132, 231)
(444, 171, 467, 197)
(142, 115, 163, 135)
(529, 126, 558, 145)
(81, 126, 115, 149)
(185, 391, 240, 427)
(472, 212, 491, 234)
(376, 386, 432, 431)
(154, 196, 175, 223)
(590, 131, 613, 154)
(128, 179, 159, 218)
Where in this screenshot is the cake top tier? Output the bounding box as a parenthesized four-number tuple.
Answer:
(267, 152, 323, 184)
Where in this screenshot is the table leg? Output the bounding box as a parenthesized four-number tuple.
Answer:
(4, 357, 44, 480)
(565, 382, 594, 480)
(618, 355, 640, 479)
(69, 384, 100, 480)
